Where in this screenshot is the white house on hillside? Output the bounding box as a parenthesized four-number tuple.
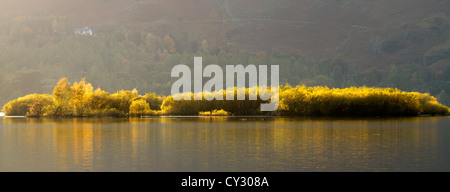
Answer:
(75, 27, 93, 36)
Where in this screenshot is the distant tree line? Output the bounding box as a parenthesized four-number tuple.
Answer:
(2, 78, 164, 117)
(2, 78, 448, 117)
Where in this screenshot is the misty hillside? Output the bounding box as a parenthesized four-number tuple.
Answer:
(0, 0, 449, 107)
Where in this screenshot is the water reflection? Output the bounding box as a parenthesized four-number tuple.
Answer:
(0, 116, 449, 171)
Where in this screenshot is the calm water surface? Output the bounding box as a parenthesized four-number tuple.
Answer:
(0, 116, 449, 172)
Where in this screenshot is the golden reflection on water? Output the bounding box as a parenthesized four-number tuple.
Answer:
(0, 116, 448, 171)
(52, 119, 95, 171)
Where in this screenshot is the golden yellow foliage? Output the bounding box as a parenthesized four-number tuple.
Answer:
(2, 94, 53, 116)
(129, 99, 151, 117)
(2, 78, 449, 118)
(199, 109, 230, 116)
(278, 86, 449, 116)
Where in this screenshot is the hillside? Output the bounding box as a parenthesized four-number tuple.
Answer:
(0, 0, 449, 107)
(2, 0, 449, 65)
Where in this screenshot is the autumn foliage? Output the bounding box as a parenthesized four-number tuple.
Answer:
(2, 78, 449, 117)
(278, 85, 449, 116)
(2, 78, 163, 117)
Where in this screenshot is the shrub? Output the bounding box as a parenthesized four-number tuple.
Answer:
(129, 99, 151, 117)
(2, 94, 53, 116)
(278, 86, 449, 116)
(101, 108, 126, 118)
(199, 109, 230, 116)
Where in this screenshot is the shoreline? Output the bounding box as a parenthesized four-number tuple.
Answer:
(1, 113, 448, 119)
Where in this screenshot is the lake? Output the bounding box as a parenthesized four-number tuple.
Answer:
(0, 116, 449, 172)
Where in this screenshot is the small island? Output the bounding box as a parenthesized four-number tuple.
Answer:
(2, 77, 449, 118)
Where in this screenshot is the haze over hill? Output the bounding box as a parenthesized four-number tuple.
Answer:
(0, 0, 449, 107)
(2, 0, 449, 65)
